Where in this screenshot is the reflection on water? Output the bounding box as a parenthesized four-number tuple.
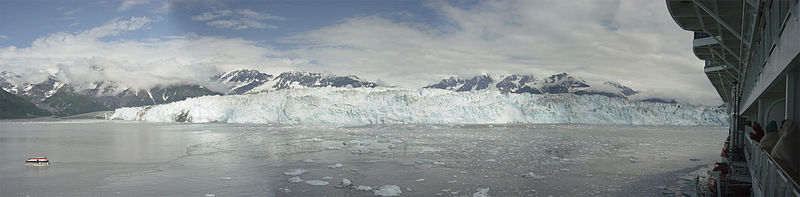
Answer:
(24, 165, 49, 171)
(0, 121, 726, 196)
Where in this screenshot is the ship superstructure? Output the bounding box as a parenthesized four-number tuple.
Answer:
(667, 0, 800, 196)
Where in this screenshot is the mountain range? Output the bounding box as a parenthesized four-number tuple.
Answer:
(423, 73, 641, 99)
(0, 69, 675, 118)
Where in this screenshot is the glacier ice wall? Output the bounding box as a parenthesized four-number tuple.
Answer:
(109, 88, 729, 126)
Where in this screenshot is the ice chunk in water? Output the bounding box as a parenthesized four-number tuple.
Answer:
(473, 187, 490, 197)
(305, 138, 324, 142)
(300, 159, 314, 163)
(356, 185, 373, 191)
(374, 185, 402, 196)
(350, 145, 371, 154)
(341, 178, 353, 187)
(287, 176, 303, 183)
(322, 176, 333, 180)
(523, 172, 546, 179)
(328, 163, 343, 168)
(283, 169, 307, 176)
(304, 180, 329, 186)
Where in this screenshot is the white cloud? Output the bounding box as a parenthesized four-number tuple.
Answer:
(63, 9, 78, 15)
(237, 9, 286, 20)
(78, 16, 153, 39)
(192, 10, 232, 21)
(118, 0, 151, 11)
(281, 0, 719, 105)
(207, 19, 277, 30)
(56, 16, 77, 21)
(0, 17, 301, 90)
(193, 9, 282, 30)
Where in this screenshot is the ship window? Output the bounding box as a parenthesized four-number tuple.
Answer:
(694, 31, 711, 39)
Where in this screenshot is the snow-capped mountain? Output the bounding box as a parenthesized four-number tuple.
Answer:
(109, 88, 728, 126)
(540, 72, 591, 94)
(0, 71, 219, 115)
(212, 69, 378, 94)
(211, 69, 274, 94)
(424, 73, 640, 99)
(495, 74, 539, 93)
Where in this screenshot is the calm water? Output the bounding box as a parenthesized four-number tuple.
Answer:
(0, 120, 726, 196)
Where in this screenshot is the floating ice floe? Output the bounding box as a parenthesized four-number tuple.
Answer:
(287, 176, 303, 183)
(340, 178, 353, 188)
(323, 176, 333, 180)
(283, 169, 307, 176)
(629, 155, 641, 163)
(304, 180, 329, 186)
(415, 179, 425, 182)
(523, 172, 546, 179)
(325, 146, 343, 150)
(374, 185, 402, 196)
(300, 159, 314, 163)
(343, 140, 361, 146)
(485, 159, 497, 162)
(350, 146, 371, 154)
(415, 159, 435, 164)
(219, 177, 233, 180)
(356, 185, 373, 191)
(473, 187, 490, 197)
(306, 138, 324, 142)
(328, 163, 343, 168)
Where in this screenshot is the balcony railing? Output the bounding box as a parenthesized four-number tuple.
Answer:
(744, 137, 800, 196)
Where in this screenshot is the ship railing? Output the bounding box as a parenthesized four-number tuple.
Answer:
(744, 137, 800, 196)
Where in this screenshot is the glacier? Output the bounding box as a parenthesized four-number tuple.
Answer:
(108, 88, 729, 126)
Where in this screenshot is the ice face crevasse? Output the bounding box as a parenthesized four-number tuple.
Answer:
(109, 88, 729, 126)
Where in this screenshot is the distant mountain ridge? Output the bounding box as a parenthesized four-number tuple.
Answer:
(423, 73, 670, 102)
(0, 69, 381, 117)
(0, 88, 51, 119)
(1, 68, 681, 118)
(212, 69, 377, 94)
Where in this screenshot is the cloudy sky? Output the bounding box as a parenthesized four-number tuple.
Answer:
(0, 0, 718, 105)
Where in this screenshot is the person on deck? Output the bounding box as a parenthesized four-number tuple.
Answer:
(772, 119, 800, 184)
(749, 122, 765, 142)
(758, 121, 779, 153)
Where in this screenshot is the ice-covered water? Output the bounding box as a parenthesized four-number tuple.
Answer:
(109, 88, 728, 126)
(0, 121, 726, 196)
